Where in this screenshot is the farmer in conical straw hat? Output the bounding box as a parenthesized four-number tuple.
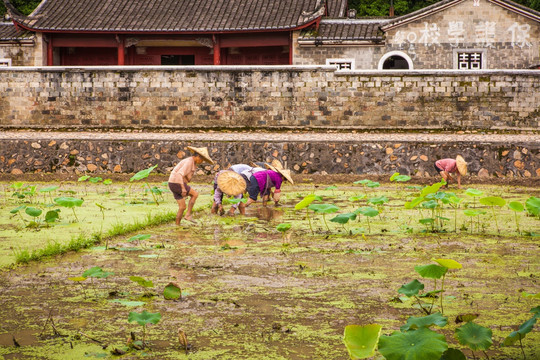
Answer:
(242, 159, 294, 212)
(212, 163, 266, 216)
(434, 155, 467, 189)
(168, 146, 214, 225)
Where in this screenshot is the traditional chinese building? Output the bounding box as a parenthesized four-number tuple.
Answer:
(2, 0, 539, 69)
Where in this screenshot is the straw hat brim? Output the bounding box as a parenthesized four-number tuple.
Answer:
(278, 169, 294, 184)
(265, 163, 278, 172)
(456, 155, 467, 176)
(187, 146, 214, 164)
(217, 171, 246, 196)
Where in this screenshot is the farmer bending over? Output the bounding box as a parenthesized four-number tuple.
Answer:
(168, 146, 214, 225)
(434, 155, 467, 189)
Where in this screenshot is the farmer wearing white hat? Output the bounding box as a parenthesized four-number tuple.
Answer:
(242, 160, 294, 210)
(168, 146, 214, 225)
(434, 155, 467, 189)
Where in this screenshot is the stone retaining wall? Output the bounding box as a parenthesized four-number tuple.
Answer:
(1, 139, 538, 178)
(0, 67, 539, 130)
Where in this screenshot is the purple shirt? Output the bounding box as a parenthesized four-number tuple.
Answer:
(252, 170, 282, 195)
(435, 159, 458, 173)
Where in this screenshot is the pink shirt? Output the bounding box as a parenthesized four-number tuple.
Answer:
(435, 159, 458, 173)
(168, 157, 196, 184)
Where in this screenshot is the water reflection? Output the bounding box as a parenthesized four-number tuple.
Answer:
(250, 206, 284, 221)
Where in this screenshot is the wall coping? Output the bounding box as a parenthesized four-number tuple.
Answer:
(0, 65, 539, 76)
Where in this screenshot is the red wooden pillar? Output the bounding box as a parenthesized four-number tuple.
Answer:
(213, 34, 221, 65)
(117, 36, 125, 65)
(47, 36, 53, 66)
(289, 32, 293, 65)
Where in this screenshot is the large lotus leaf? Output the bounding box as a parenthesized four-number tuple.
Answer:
(128, 234, 152, 242)
(420, 182, 444, 197)
(508, 201, 524, 212)
(343, 324, 382, 359)
(163, 282, 182, 300)
(10, 205, 26, 214)
(440, 348, 467, 360)
(367, 181, 380, 188)
(276, 223, 292, 232)
(463, 209, 486, 217)
(404, 196, 425, 209)
(502, 316, 537, 346)
(330, 213, 357, 224)
(54, 197, 84, 208)
(398, 279, 424, 297)
(433, 258, 462, 269)
(525, 196, 540, 216)
(308, 204, 340, 214)
(479, 196, 505, 207)
(395, 175, 411, 182)
(378, 327, 448, 360)
(422, 200, 439, 209)
(39, 186, 59, 193)
(356, 207, 379, 217)
(368, 196, 388, 205)
(465, 188, 484, 197)
(130, 276, 154, 288)
(455, 322, 492, 351)
(128, 310, 161, 326)
(390, 172, 400, 181)
(354, 179, 372, 185)
(45, 210, 60, 223)
(414, 264, 448, 279)
(25, 207, 42, 218)
(130, 165, 158, 182)
(400, 313, 448, 332)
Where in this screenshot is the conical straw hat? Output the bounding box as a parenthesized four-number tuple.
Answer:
(187, 146, 214, 164)
(456, 155, 467, 175)
(217, 170, 246, 196)
(265, 159, 294, 184)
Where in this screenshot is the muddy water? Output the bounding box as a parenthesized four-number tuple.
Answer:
(0, 191, 539, 359)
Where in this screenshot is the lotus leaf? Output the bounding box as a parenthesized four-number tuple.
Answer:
(378, 327, 448, 360)
(455, 322, 492, 351)
(390, 172, 400, 181)
(10, 205, 26, 214)
(367, 181, 380, 188)
(395, 175, 411, 182)
(422, 200, 438, 209)
(54, 197, 84, 208)
(130, 165, 158, 182)
(525, 196, 540, 216)
(128, 310, 161, 326)
(325, 185, 338, 190)
(465, 188, 484, 197)
(130, 276, 154, 288)
(348, 195, 366, 202)
(89, 177, 103, 183)
(343, 324, 382, 359)
(78, 175, 90, 182)
(163, 283, 182, 300)
(479, 196, 505, 207)
(440, 348, 467, 360)
(356, 207, 379, 217)
(109, 300, 146, 307)
(294, 194, 318, 210)
(508, 201, 524, 212)
(398, 279, 424, 297)
(368, 196, 388, 205)
(82, 266, 114, 278)
(414, 264, 448, 279)
(25, 207, 42, 217)
(502, 316, 537, 346)
(463, 209, 486, 217)
(276, 223, 292, 232)
(103, 179, 113, 185)
(419, 218, 434, 225)
(128, 234, 152, 242)
(400, 313, 448, 331)
(432, 258, 462, 269)
(420, 182, 444, 197)
(404, 196, 425, 209)
(330, 213, 357, 224)
(308, 204, 339, 214)
(39, 186, 59, 193)
(530, 306, 540, 317)
(522, 291, 540, 298)
(354, 179, 371, 185)
(45, 210, 60, 223)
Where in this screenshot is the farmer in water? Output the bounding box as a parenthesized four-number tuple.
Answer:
(241, 160, 294, 213)
(434, 155, 467, 189)
(168, 146, 214, 225)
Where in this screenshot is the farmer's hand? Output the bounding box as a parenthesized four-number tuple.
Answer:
(181, 188, 187, 196)
(273, 191, 281, 204)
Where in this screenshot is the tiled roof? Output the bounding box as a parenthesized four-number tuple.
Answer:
(326, 0, 347, 18)
(6, 0, 325, 33)
(382, 0, 540, 30)
(298, 19, 387, 42)
(0, 22, 33, 40)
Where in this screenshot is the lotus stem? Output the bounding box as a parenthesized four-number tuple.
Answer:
(491, 206, 499, 233)
(18, 212, 27, 226)
(146, 182, 159, 205)
(366, 217, 371, 233)
(514, 212, 521, 234)
(482, 350, 490, 360)
(322, 214, 329, 231)
(428, 279, 437, 313)
(72, 208, 79, 222)
(413, 295, 430, 315)
(519, 337, 526, 360)
(306, 209, 314, 234)
(440, 274, 445, 314)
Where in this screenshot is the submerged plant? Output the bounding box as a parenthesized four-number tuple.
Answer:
(128, 310, 161, 347)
